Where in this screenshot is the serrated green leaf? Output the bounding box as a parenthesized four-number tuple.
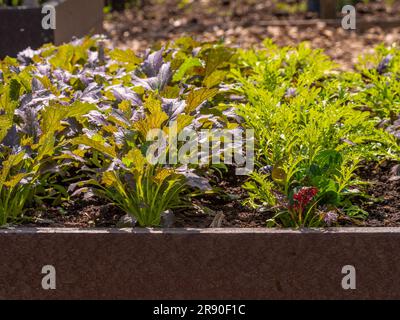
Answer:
(41, 105, 68, 134)
(0, 152, 25, 185)
(144, 94, 163, 115)
(73, 136, 117, 158)
(4, 173, 28, 188)
(36, 134, 56, 160)
(49, 44, 75, 71)
(0, 115, 12, 143)
(161, 86, 180, 98)
(203, 70, 226, 88)
(102, 171, 118, 187)
(173, 57, 202, 82)
(134, 110, 169, 139)
(66, 102, 97, 118)
(185, 88, 219, 113)
(204, 46, 234, 77)
(110, 48, 141, 65)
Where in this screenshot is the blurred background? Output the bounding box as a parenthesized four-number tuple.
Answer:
(103, 0, 400, 69)
(1, 0, 400, 69)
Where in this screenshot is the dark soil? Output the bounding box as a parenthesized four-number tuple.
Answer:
(358, 161, 400, 227)
(22, 199, 125, 228)
(21, 171, 273, 228)
(173, 172, 272, 228)
(19, 161, 400, 228)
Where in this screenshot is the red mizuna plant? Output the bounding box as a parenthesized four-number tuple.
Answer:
(267, 187, 322, 228)
(288, 187, 319, 227)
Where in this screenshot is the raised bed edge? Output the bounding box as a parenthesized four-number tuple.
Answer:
(1, 226, 400, 234)
(1, 226, 400, 299)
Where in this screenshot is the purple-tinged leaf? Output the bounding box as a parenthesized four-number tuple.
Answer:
(39, 161, 62, 175)
(162, 98, 186, 121)
(1, 125, 20, 148)
(70, 37, 85, 47)
(131, 74, 158, 90)
(74, 83, 102, 104)
(114, 128, 135, 147)
(85, 110, 108, 126)
(9, 66, 20, 74)
(62, 118, 83, 137)
(17, 47, 41, 65)
(107, 158, 126, 171)
(36, 64, 51, 77)
(177, 166, 212, 191)
(88, 50, 99, 65)
(192, 47, 201, 57)
(222, 107, 243, 123)
(285, 87, 297, 98)
(130, 106, 146, 123)
(157, 62, 172, 91)
(377, 54, 394, 75)
(110, 109, 131, 126)
(109, 85, 142, 106)
(141, 48, 164, 77)
(31, 77, 45, 92)
(114, 128, 128, 146)
(62, 150, 86, 163)
(21, 92, 57, 111)
(53, 69, 72, 84)
(70, 187, 97, 200)
(15, 107, 41, 140)
(82, 128, 99, 139)
(132, 62, 172, 91)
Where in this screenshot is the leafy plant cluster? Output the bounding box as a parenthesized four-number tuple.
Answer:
(0, 36, 237, 226)
(354, 44, 400, 150)
(233, 40, 400, 227)
(1, 36, 399, 229)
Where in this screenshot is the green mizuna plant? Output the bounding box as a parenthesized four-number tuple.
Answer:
(233, 40, 397, 227)
(351, 44, 400, 160)
(355, 43, 400, 119)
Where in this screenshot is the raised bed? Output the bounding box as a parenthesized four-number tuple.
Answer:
(1, 227, 400, 300)
(0, 0, 103, 59)
(1, 3, 400, 300)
